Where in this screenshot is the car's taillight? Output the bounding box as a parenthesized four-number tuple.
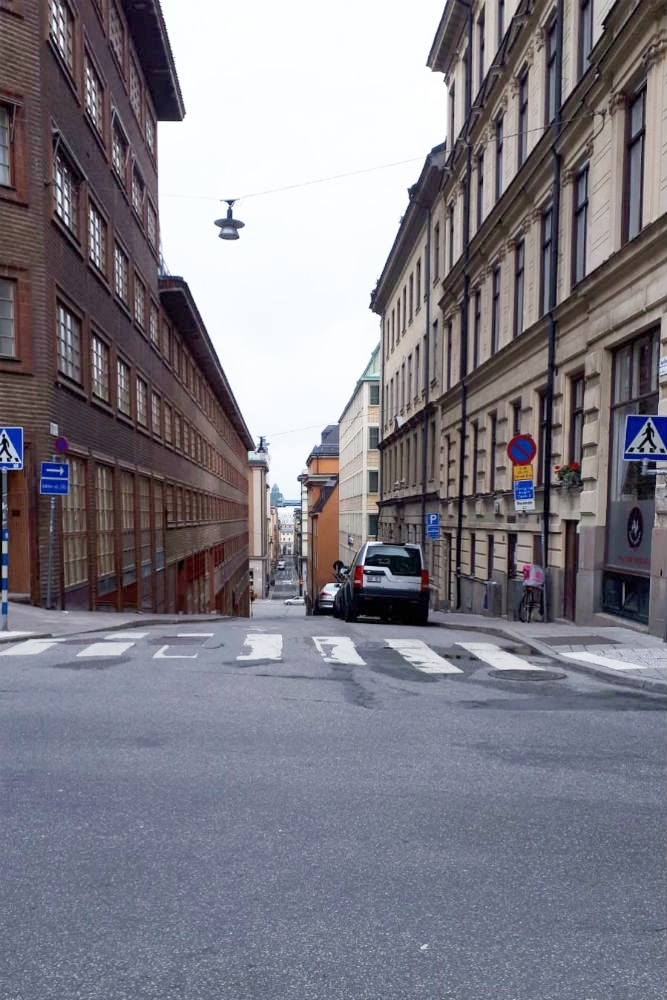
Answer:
(421, 570, 429, 591)
(353, 565, 364, 588)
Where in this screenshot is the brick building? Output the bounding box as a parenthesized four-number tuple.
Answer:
(0, 0, 254, 614)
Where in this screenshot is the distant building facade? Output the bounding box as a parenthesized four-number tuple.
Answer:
(0, 0, 255, 614)
(373, 0, 667, 634)
(338, 345, 381, 564)
(299, 426, 339, 609)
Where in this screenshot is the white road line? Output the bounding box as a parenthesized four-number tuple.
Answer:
(0, 638, 66, 656)
(313, 636, 366, 666)
(560, 651, 654, 671)
(457, 641, 545, 671)
(154, 645, 198, 659)
(237, 633, 282, 661)
(176, 632, 214, 637)
(77, 642, 135, 658)
(105, 632, 148, 640)
(384, 639, 464, 674)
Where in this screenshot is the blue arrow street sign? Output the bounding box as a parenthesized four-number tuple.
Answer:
(40, 461, 69, 495)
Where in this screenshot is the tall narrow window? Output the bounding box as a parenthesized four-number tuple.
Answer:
(402, 287, 407, 331)
(624, 81, 646, 244)
(476, 149, 484, 229)
(129, 58, 142, 122)
(109, 2, 124, 66)
(117, 358, 131, 415)
(538, 390, 548, 486)
(449, 82, 456, 146)
(113, 243, 129, 303)
(414, 344, 420, 398)
(84, 56, 104, 132)
(495, 113, 504, 201)
(498, 0, 505, 46)
(407, 354, 412, 403)
(489, 412, 497, 492)
(572, 162, 589, 286)
(477, 7, 486, 91)
(446, 320, 453, 391)
(136, 376, 148, 427)
(91, 334, 110, 401)
(540, 203, 553, 317)
(0, 106, 11, 186)
(512, 400, 521, 435)
(432, 319, 439, 384)
(112, 120, 128, 185)
(62, 457, 87, 587)
(54, 152, 79, 236)
(96, 464, 115, 580)
(56, 301, 81, 382)
(491, 265, 501, 354)
(473, 289, 481, 370)
(544, 16, 558, 126)
(578, 0, 593, 80)
(471, 421, 479, 493)
(369, 426, 379, 450)
(514, 238, 525, 337)
(49, 0, 74, 71)
(570, 374, 585, 465)
(518, 66, 529, 167)
(408, 274, 414, 322)
(88, 202, 106, 273)
(448, 203, 455, 270)
(416, 258, 422, 309)
(433, 223, 441, 281)
(0, 278, 16, 357)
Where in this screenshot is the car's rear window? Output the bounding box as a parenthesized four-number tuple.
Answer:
(364, 546, 421, 576)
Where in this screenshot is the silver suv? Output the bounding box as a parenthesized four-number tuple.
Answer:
(335, 542, 429, 625)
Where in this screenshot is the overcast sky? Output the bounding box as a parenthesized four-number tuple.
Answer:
(157, 0, 446, 500)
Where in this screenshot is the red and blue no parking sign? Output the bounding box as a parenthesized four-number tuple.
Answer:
(507, 434, 537, 465)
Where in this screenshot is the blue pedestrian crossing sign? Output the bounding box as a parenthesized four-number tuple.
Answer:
(0, 426, 23, 470)
(623, 415, 667, 461)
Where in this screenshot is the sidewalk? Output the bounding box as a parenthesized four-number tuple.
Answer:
(0, 600, 664, 695)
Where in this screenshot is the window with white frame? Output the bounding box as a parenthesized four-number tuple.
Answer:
(49, 0, 74, 71)
(572, 162, 589, 286)
(145, 108, 156, 156)
(88, 201, 106, 272)
(54, 151, 79, 236)
(91, 333, 110, 401)
(96, 464, 115, 579)
(0, 278, 15, 357)
(111, 119, 128, 184)
(117, 357, 131, 414)
(146, 199, 157, 248)
(151, 390, 161, 434)
(62, 456, 87, 587)
(577, 0, 593, 80)
(131, 165, 144, 218)
(624, 81, 646, 244)
(84, 56, 104, 132)
(129, 57, 142, 122)
(56, 301, 81, 382)
(149, 301, 159, 344)
(109, 2, 124, 67)
(136, 376, 148, 426)
(134, 276, 145, 328)
(518, 66, 529, 167)
(113, 243, 129, 302)
(0, 105, 11, 186)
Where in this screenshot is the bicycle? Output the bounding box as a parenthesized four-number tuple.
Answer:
(518, 584, 543, 622)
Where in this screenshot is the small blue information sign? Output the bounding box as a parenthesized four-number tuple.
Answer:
(426, 513, 440, 538)
(40, 462, 69, 495)
(513, 479, 534, 502)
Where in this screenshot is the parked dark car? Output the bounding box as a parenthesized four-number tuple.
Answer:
(335, 542, 429, 625)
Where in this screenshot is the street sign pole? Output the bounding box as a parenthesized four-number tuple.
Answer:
(1, 468, 8, 631)
(46, 454, 57, 610)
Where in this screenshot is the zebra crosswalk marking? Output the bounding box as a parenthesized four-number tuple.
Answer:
(105, 633, 148, 640)
(384, 638, 464, 674)
(457, 641, 545, 671)
(0, 638, 66, 656)
(313, 636, 366, 666)
(560, 651, 649, 671)
(77, 641, 134, 658)
(237, 633, 282, 661)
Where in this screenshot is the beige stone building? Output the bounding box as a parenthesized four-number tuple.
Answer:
(372, 0, 667, 635)
(338, 345, 381, 565)
(248, 445, 270, 598)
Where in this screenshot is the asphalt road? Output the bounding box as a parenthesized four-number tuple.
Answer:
(1, 604, 665, 1000)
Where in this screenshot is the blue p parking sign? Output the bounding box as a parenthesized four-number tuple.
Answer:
(426, 513, 440, 538)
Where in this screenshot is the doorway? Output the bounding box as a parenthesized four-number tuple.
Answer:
(563, 520, 579, 621)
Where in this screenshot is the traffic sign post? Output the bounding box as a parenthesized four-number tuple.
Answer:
(0, 427, 23, 631)
(507, 434, 537, 466)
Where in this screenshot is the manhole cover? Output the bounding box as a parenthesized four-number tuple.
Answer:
(488, 669, 566, 681)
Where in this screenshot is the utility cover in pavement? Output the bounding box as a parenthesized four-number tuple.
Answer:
(488, 669, 567, 681)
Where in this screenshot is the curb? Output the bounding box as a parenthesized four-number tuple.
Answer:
(430, 616, 667, 696)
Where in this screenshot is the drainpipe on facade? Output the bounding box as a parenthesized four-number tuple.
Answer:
(542, 0, 564, 622)
(421, 205, 432, 550)
(455, 0, 473, 610)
